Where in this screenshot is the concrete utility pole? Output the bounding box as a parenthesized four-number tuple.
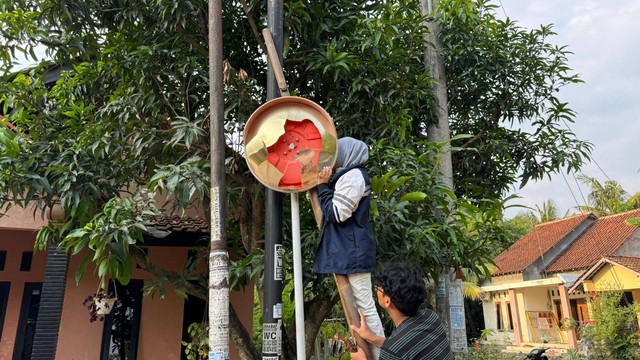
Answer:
(208, 0, 230, 358)
(262, 0, 285, 358)
(421, 0, 468, 354)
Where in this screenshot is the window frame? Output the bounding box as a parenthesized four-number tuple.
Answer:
(505, 301, 514, 331)
(0, 282, 10, 342)
(100, 279, 143, 360)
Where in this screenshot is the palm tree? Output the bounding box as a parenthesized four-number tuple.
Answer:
(535, 199, 564, 223)
(628, 192, 640, 209)
(576, 175, 629, 216)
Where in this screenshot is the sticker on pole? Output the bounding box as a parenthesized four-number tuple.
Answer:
(274, 244, 283, 281)
(244, 96, 338, 193)
(273, 303, 282, 319)
(450, 307, 465, 330)
(436, 278, 446, 297)
(263, 323, 279, 354)
(209, 351, 225, 360)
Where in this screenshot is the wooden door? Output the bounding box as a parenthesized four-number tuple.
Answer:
(577, 303, 590, 325)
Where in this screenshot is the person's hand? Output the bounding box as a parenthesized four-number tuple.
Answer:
(349, 346, 366, 360)
(350, 309, 375, 342)
(318, 166, 332, 184)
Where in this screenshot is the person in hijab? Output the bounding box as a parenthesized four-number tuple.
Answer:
(315, 137, 385, 359)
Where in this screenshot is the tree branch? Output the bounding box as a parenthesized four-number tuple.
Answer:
(453, 128, 484, 152)
(287, 293, 341, 358)
(238, 0, 269, 55)
(176, 23, 209, 58)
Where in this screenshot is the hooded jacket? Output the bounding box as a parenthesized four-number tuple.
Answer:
(313, 138, 376, 274)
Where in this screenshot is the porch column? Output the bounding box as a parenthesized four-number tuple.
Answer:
(558, 284, 578, 349)
(508, 289, 523, 345)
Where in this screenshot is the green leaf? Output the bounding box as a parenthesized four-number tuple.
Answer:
(110, 243, 127, 263)
(399, 192, 427, 203)
(118, 256, 132, 286)
(75, 253, 92, 285)
(626, 218, 640, 226)
(175, 289, 188, 299)
(98, 260, 108, 278)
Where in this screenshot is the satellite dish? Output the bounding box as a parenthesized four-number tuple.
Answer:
(244, 96, 338, 193)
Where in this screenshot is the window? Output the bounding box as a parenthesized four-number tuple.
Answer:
(19, 252, 33, 272)
(101, 280, 143, 360)
(554, 300, 562, 320)
(181, 294, 207, 360)
(0, 251, 6, 271)
(0, 282, 10, 342)
(496, 303, 503, 330)
(13, 283, 41, 360)
(620, 291, 634, 307)
(505, 301, 514, 330)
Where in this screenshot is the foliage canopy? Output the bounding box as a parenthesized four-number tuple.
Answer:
(0, 0, 591, 357)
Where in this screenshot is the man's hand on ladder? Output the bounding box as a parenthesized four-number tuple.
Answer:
(351, 309, 385, 348)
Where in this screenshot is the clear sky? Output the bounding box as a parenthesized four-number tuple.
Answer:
(500, 0, 640, 218)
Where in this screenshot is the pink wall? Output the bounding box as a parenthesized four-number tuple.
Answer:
(0, 228, 254, 360)
(0, 205, 49, 231)
(0, 230, 47, 360)
(56, 246, 255, 360)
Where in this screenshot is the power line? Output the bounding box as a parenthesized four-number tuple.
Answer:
(572, 173, 589, 208)
(560, 171, 581, 210)
(559, 170, 631, 306)
(497, 0, 508, 18)
(561, 119, 613, 181)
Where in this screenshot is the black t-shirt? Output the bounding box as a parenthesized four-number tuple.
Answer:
(380, 309, 453, 360)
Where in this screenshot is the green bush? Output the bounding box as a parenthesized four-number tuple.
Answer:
(456, 345, 519, 360)
(581, 288, 640, 360)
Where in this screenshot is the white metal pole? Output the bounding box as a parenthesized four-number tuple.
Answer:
(290, 192, 306, 359)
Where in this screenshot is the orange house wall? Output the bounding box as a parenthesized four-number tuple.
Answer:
(56, 246, 254, 360)
(0, 231, 253, 360)
(0, 230, 47, 360)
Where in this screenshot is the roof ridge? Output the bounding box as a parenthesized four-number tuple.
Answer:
(607, 255, 640, 260)
(597, 208, 640, 219)
(543, 218, 597, 273)
(534, 212, 593, 227)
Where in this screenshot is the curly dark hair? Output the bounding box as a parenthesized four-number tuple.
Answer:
(376, 263, 427, 316)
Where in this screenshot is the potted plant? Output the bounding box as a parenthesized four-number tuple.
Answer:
(83, 288, 117, 322)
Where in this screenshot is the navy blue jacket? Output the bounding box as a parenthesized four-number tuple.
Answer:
(313, 165, 376, 274)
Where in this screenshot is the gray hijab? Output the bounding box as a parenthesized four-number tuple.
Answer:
(335, 137, 368, 170)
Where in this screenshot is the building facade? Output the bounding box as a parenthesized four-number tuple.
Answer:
(0, 205, 254, 360)
(481, 209, 640, 348)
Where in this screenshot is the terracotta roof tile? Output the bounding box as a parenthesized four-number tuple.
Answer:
(546, 209, 640, 273)
(606, 255, 640, 274)
(493, 213, 594, 275)
(143, 215, 209, 233)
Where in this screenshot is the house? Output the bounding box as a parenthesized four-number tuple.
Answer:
(0, 203, 254, 360)
(481, 209, 640, 348)
(0, 65, 254, 359)
(569, 256, 640, 301)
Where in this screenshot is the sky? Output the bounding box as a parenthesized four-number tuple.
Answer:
(499, 0, 640, 218)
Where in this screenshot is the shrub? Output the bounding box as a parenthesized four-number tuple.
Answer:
(582, 288, 640, 360)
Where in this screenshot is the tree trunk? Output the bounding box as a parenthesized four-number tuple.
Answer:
(421, 0, 468, 353)
(286, 293, 341, 360)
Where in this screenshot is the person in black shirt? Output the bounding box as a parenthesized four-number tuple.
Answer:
(350, 263, 453, 360)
